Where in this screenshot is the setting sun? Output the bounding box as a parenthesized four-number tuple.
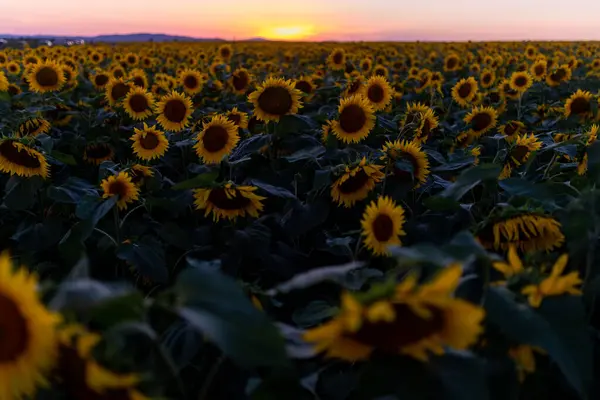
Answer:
(257, 25, 316, 40)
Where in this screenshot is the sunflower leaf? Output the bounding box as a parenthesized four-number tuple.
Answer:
(172, 170, 219, 190)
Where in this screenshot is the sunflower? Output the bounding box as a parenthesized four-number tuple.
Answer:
(564, 89, 594, 119)
(294, 76, 315, 100)
(381, 140, 430, 187)
(105, 78, 132, 107)
(546, 65, 572, 87)
(218, 44, 233, 60)
(194, 115, 239, 164)
(248, 77, 303, 122)
(509, 71, 533, 94)
(230, 68, 252, 94)
(360, 75, 393, 111)
(328, 48, 346, 71)
(321, 120, 332, 144)
(331, 158, 385, 208)
(28, 60, 66, 93)
(0, 140, 50, 178)
(343, 75, 364, 98)
(100, 171, 140, 211)
(83, 143, 114, 165)
(91, 70, 111, 90)
(500, 79, 520, 101)
(331, 95, 375, 144)
(372, 64, 388, 77)
(6, 61, 21, 75)
(464, 106, 498, 137)
(155, 91, 194, 132)
(122, 87, 155, 120)
(128, 69, 148, 89)
(500, 134, 543, 179)
(131, 123, 169, 161)
(477, 213, 564, 252)
(577, 124, 598, 175)
(402, 102, 430, 128)
(193, 183, 266, 221)
(179, 68, 204, 95)
(360, 196, 406, 255)
(16, 117, 51, 137)
(530, 59, 547, 81)
(0, 252, 61, 400)
(303, 264, 485, 361)
(479, 68, 495, 89)
(451, 77, 478, 108)
(225, 107, 249, 129)
(7, 83, 21, 96)
(414, 108, 439, 143)
(498, 120, 525, 141)
(444, 53, 461, 71)
(124, 52, 139, 66)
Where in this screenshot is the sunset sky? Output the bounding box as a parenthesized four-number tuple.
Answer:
(2, 0, 600, 41)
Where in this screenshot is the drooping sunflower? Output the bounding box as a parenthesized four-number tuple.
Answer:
(360, 75, 393, 111)
(361, 196, 406, 255)
(564, 89, 594, 119)
(451, 77, 478, 108)
(498, 120, 526, 141)
(509, 71, 533, 94)
(577, 124, 598, 175)
(381, 139, 430, 187)
(0, 252, 61, 400)
(0, 139, 50, 178)
(105, 78, 132, 107)
(414, 108, 439, 143)
(530, 59, 547, 81)
(193, 183, 266, 221)
(230, 68, 252, 95)
(100, 171, 140, 211)
(464, 106, 498, 137)
(248, 77, 303, 122)
(500, 134, 543, 179)
(321, 120, 333, 144)
(546, 64, 572, 87)
(328, 48, 346, 71)
(131, 123, 169, 161)
(129, 164, 154, 186)
(402, 102, 430, 128)
(155, 91, 194, 132)
(122, 87, 155, 121)
(477, 213, 564, 253)
(303, 264, 485, 361)
(194, 115, 239, 164)
(91, 70, 111, 90)
(16, 117, 51, 137)
(179, 68, 204, 95)
(225, 107, 249, 129)
(343, 75, 364, 98)
(83, 143, 114, 165)
(331, 95, 376, 144)
(479, 68, 495, 89)
(331, 157, 385, 208)
(27, 60, 66, 93)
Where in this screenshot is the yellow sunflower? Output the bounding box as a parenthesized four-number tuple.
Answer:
(129, 164, 154, 186)
(546, 65, 572, 87)
(509, 71, 533, 94)
(530, 59, 547, 81)
(83, 143, 114, 166)
(248, 77, 303, 122)
(128, 68, 149, 89)
(0, 72, 9, 92)
(28, 60, 66, 93)
(464, 106, 498, 137)
(331, 95, 376, 144)
(451, 77, 478, 108)
(328, 48, 346, 71)
(361, 196, 406, 255)
(91, 70, 111, 90)
(500, 134, 543, 179)
(194, 115, 240, 164)
(105, 78, 132, 107)
(7, 83, 21, 96)
(225, 107, 249, 129)
(122, 87, 155, 121)
(230, 68, 252, 95)
(100, 171, 140, 211)
(331, 157, 385, 208)
(498, 120, 526, 141)
(218, 44, 233, 60)
(564, 89, 594, 119)
(577, 124, 598, 175)
(303, 264, 485, 361)
(131, 123, 169, 161)
(414, 108, 439, 143)
(16, 118, 51, 137)
(6, 61, 21, 76)
(294, 76, 315, 100)
(381, 140, 430, 187)
(479, 68, 495, 89)
(444, 53, 461, 72)
(0, 140, 50, 178)
(0, 252, 61, 400)
(477, 213, 564, 252)
(193, 183, 266, 221)
(179, 68, 204, 95)
(155, 91, 194, 132)
(360, 75, 392, 111)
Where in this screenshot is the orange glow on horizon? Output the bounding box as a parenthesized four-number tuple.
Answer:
(257, 25, 317, 40)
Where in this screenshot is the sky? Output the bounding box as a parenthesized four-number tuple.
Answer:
(2, 0, 600, 41)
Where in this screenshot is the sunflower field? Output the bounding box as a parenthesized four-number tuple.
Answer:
(1, 40, 600, 399)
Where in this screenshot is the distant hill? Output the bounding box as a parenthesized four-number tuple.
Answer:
(0, 33, 234, 43)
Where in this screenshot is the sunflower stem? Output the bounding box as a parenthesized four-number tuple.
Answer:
(113, 207, 121, 244)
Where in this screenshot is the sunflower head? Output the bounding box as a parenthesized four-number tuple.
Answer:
(479, 69, 495, 89)
(500, 134, 543, 179)
(451, 77, 478, 108)
(179, 68, 204, 95)
(100, 171, 140, 211)
(28, 60, 66, 93)
(91, 70, 111, 90)
(331, 157, 385, 208)
(131, 123, 169, 161)
(564, 89, 595, 119)
(83, 143, 114, 166)
(444, 53, 460, 71)
(225, 107, 249, 129)
(381, 139, 430, 188)
(16, 117, 51, 137)
(509, 71, 533, 94)
(498, 120, 525, 141)
(0, 139, 50, 179)
(193, 183, 266, 221)
(464, 106, 498, 137)
(331, 95, 376, 144)
(155, 90, 194, 132)
(193, 115, 240, 164)
(361, 196, 406, 255)
(122, 87, 155, 121)
(328, 48, 346, 71)
(530, 60, 547, 80)
(361, 75, 393, 111)
(105, 78, 132, 107)
(230, 68, 252, 94)
(129, 164, 154, 186)
(248, 77, 303, 122)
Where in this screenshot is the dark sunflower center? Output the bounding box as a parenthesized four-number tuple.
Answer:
(163, 99, 187, 122)
(504, 122, 520, 136)
(95, 74, 109, 86)
(133, 76, 145, 88)
(483, 74, 491, 84)
(351, 303, 445, 352)
(534, 65, 544, 75)
(333, 52, 344, 65)
(339, 104, 367, 134)
(35, 66, 59, 87)
(208, 188, 252, 210)
(446, 58, 458, 69)
(110, 83, 130, 102)
(232, 73, 249, 91)
(375, 68, 386, 77)
(457, 83, 472, 99)
(511, 145, 530, 163)
(127, 56, 136, 64)
(471, 113, 492, 131)
(202, 125, 230, 152)
(184, 75, 199, 89)
(295, 80, 312, 94)
(367, 84, 385, 103)
(26, 57, 38, 64)
(113, 69, 125, 79)
(220, 48, 231, 58)
(489, 92, 501, 103)
(139, 133, 159, 150)
(257, 86, 293, 116)
(0, 141, 42, 168)
(227, 113, 241, 125)
(420, 119, 431, 137)
(338, 169, 370, 194)
(514, 76, 527, 87)
(553, 69, 567, 81)
(393, 154, 419, 181)
(347, 80, 361, 95)
(371, 213, 395, 242)
(0, 293, 29, 361)
(128, 94, 149, 113)
(108, 180, 128, 199)
(85, 144, 111, 159)
(8, 85, 20, 96)
(9, 65, 17, 72)
(570, 97, 591, 115)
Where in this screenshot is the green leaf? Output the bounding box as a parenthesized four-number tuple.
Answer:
(292, 301, 338, 328)
(172, 170, 219, 190)
(47, 177, 97, 204)
(283, 146, 325, 163)
(116, 237, 168, 284)
(274, 114, 317, 135)
(250, 180, 296, 199)
(312, 170, 331, 191)
(175, 265, 288, 368)
(2, 176, 44, 211)
(439, 164, 501, 201)
(76, 195, 117, 226)
(431, 351, 490, 400)
(49, 150, 77, 165)
(89, 291, 145, 329)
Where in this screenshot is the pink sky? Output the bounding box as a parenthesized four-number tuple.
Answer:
(2, 0, 600, 41)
